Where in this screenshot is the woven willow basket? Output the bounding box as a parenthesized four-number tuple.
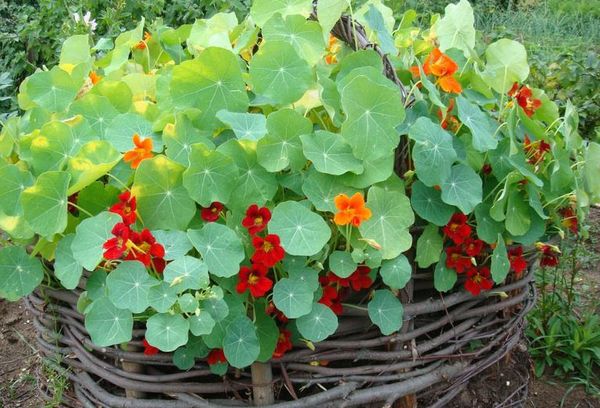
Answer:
(26, 11, 534, 408)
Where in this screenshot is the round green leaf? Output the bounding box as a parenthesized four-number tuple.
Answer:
(54, 234, 83, 290)
(133, 155, 196, 230)
(380, 254, 412, 290)
(69, 94, 120, 139)
(434, 0, 475, 57)
(262, 14, 325, 66)
(257, 109, 311, 172)
(359, 186, 414, 259)
(223, 315, 260, 368)
(255, 302, 279, 362)
(0, 164, 33, 216)
(146, 313, 190, 352)
(505, 190, 531, 236)
(202, 296, 229, 322)
(408, 117, 457, 187)
(273, 277, 314, 318)
(71, 211, 121, 271)
(170, 47, 249, 130)
(217, 140, 278, 211)
(163, 256, 209, 292)
(440, 164, 482, 214)
(30, 121, 75, 174)
(173, 346, 196, 370)
(187, 223, 245, 278)
(21, 171, 70, 237)
(0, 246, 43, 301)
(491, 234, 510, 284)
(269, 201, 332, 256)
(339, 69, 405, 161)
(302, 168, 359, 212)
(189, 312, 216, 336)
(249, 41, 313, 106)
(106, 261, 156, 313)
(483, 39, 530, 93)
(67, 140, 121, 194)
(340, 152, 395, 189)
(178, 293, 199, 313)
(296, 303, 338, 342)
(182, 143, 239, 207)
(329, 250, 358, 278)
(216, 110, 267, 141)
(411, 181, 455, 226)
(250, 0, 312, 27)
(456, 96, 498, 152)
(434, 254, 457, 292)
(164, 113, 214, 165)
(148, 281, 178, 313)
(26, 67, 81, 112)
(86, 270, 108, 300)
(300, 131, 363, 175)
(415, 225, 443, 269)
(151, 230, 193, 261)
(84, 297, 133, 347)
(368, 289, 403, 335)
(104, 113, 162, 152)
(475, 203, 505, 244)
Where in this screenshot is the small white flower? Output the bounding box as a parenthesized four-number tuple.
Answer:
(72, 12, 80, 23)
(82, 11, 97, 31)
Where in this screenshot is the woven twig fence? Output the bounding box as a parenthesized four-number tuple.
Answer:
(25, 9, 534, 408)
(26, 262, 534, 407)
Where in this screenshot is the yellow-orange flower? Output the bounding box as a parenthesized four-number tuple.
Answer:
(325, 34, 341, 65)
(124, 134, 153, 169)
(333, 193, 372, 227)
(89, 71, 102, 85)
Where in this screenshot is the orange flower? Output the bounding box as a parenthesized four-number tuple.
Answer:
(124, 134, 153, 169)
(423, 48, 458, 77)
(89, 71, 102, 85)
(325, 34, 341, 65)
(333, 193, 372, 227)
(410, 48, 462, 94)
(437, 75, 462, 94)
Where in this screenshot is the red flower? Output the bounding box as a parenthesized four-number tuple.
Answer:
(110, 191, 137, 225)
(445, 246, 472, 273)
(524, 135, 551, 165)
(272, 329, 293, 359)
(327, 266, 373, 291)
(508, 246, 528, 277)
(537, 243, 560, 267)
(318, 285, 343, 315)
(142, 338, 159, 355)
(67, 193, 79, 215)
(103, 223, 131, 260)
(207, 349, 227, 365)
(437, 98, 460, 132)
(242, 204, 271, 235)
(482, 164, 492, 175)
(266, 301, 288, 323)
(251, 234, 285, 267)
(463, 238, 484, 257)
(125, 229, 166, 272)
(464, 266, 494, 296)
(236, 264, 273, 298)
(443, 213, 472, 245)
(509, 83, 542, 117)
(560, 207, 578, 235)
(201, 202, 224, 222)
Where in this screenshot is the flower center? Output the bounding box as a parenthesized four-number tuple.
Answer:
(262, 241, 273, 252)
(248, 273, 260, 285)
(255, 216, 263, 226)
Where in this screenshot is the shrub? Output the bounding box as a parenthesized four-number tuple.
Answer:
(0, 0, 598, 371)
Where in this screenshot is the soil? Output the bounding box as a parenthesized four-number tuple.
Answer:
(2, 209, 600, 407)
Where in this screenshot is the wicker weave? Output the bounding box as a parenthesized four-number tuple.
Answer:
(25, 9, 535, 408)
(26, 262, 534, 407)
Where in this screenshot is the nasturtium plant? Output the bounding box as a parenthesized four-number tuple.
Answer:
(0, 0, 598, 373)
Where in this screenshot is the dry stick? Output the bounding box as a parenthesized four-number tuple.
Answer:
(279, 363, 298, 400)
(251, 362, 275, 405)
